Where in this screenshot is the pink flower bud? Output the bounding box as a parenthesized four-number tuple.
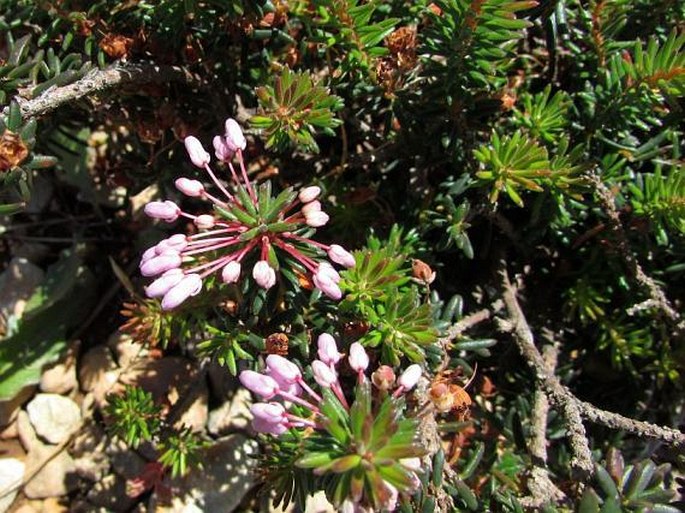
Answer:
(250, 402, 286, 423)
(184, 136, 211, 168)
(371, 365, 396, 391)
(327, 244, 355, 268)
(348, 343, 369, 373)
(311, 360, 338, 388)
(140, 251, 182, 277)
(253, 260, 276, 289)
(175, 177, 205, 197)
(317, 262, 341, 283)
(194, 214, 215, 230)
(239, 370, 279, 399)
(144, 200, 181, 223)
(266, 355, 301, 384)
(251, 416, 288, 436)
(301, 200, 321, 216)
(317, 333, 342, 366)
(160, 273, 202, 310)
(221, 261, 241, 284)
(298, 186, 321, 203)
(224, 118, 247, 152)
(305, 211, 329, 228)
(213, 135, 233, 161)
(382, 482, 399, 512)
(141, 246, 157, 263)
(313, 273, 342, 300)
(398, 364, 422, 391)
(155, 234, 188, 254)
(144, 268, 185, 298)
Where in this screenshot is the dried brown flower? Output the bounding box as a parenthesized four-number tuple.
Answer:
(412, 258, 436, 285)
(99, 33, 134, 59)
(265, 333, 289, 356)
(0, 130, 29, 172)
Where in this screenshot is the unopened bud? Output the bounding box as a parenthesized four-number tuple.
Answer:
(224, 118, 247, 152)
(348, 342, 369, 373)
(161, 273, 203, 310)
(194, 214, 215, 230)
(144, 200, 181, 223)
(398, 364, 422, 392)
(221, 261, 241, 284)
(327, 244, 355, 268)
(311, 360, 338, 388)
(305, 211, 329, 228)
(213, 135, 233, 161)
(175, 177, 205, 197)
(298, 186, 321, 203)
(184, 136, 211, 168)
(253, 260, 276, 289)
(371, 365, 396, 391)
(412, 259, 436, 285)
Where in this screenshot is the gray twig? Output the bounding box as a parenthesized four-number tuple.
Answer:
(13, 62, 200, 120)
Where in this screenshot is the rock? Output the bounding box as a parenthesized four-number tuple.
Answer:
(0, 385, 36, 429)
(71, 423, 110, 481)
(78, 345, 120, 407)
(107, 331, 147, 369)
(23, 450, 78, 499)
(157, 435, 259, 513)
(207, 361, 237, 399)
(0, 258, 44, 324)
(0, 458, 25, 513)
(85, 473, 137, 512)
(208, 388, 252, 436)
(119, 356, 197, 404)
(107, 439, 147, 480)
(39, 342, 79, 395)
(26, 394, 81, 445)
(175, 380, 208, 433)
(304, 491, 337, 513)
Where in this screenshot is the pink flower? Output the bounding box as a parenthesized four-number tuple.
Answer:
(140, 251, 182, 277)
(348, 343, 369, 373)
(301, 200, 321, 215)
(194, 214, 215, 230)
(311, 360, 338, 388)
(251, 402, 286, 423)
(155, 234, 187, 254)
(221, 261, 241, 284)
(305, 211, 330, 228)
(239, 370, 279, 399)
(253, 261, 276, 289)
(316, 262, 341, 283)
(144, 268, 185, 298)
(298, 186, 321, 203)
(398, 364, 422, 391)
(144, 200, 181, 223)
(160, 273, 202, 310)
(141, 246, 157, 263)
(327, 245, 355, 268)
(313, 273, 342, 300)
(224, 118, 247, 152)
(212, 135, 233, 161)
(266, 355, 302, 384)
(175, 177, 205, 197)
(184, 136, 210, 168)
(252, 416, 288, 436)
(317, 334, 342, 366)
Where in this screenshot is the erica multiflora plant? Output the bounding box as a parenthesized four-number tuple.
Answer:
(240, 334, 425, 511)
(139, 119, 355, 310)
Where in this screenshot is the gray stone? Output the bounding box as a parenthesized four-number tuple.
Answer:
(85, 473, 138, 512)
(26, 394, 81, 445)
(208, 388, 253, 436)
(107, 331, 147, 369)
(39, 342, 79, 395)
(78, 345, 120, 408)
(23, 450, 78, 499)
(71, 423, 110, 481)
(0, 457, 25, 513)
(157, 435, 259, 513)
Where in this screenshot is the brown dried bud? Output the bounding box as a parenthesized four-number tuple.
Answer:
(371, 365, 396, 391)
(99, 33, 134, 59)
(412, 259, 436, 285)
(0, 130, 29, 172)
(265, 333, 289, 356)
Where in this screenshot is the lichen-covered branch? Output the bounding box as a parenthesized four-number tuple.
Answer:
(499, 266, 685, 475)
(588, 173, 680, 322)
(12, 62, 200, 120)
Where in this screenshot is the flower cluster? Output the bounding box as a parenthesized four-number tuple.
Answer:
(240, 335, 424, 511)
(139, 119, 355, 309)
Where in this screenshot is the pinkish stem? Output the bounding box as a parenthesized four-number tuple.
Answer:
(204, 164, 234, 201)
